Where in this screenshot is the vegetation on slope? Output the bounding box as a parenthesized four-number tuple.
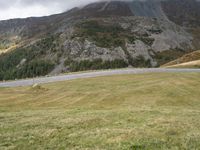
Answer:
(129, 55, 151, 68)
(74, 20, 155, 48)
(0, 36, 57, 80)
(164, 60, 200, 68)
(0, 73, 200, 149)
(0, 39, 12, 50)
(0, 60, 54, 80)
(0, 18, 195, 81)
(65, 58, 128, 72)
(0, 22, 154, 81)
(154, 49, 187, 66)
(74, 20, 126, 48)
(64, 56, 151, 72)
(163, 50, 200, 67)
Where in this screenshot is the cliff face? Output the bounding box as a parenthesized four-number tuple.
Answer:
(0, 0, 200, 79)
(129, 0, 167, 19)
(161, 0, 200, 27)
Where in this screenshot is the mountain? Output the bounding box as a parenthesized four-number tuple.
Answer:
(0, 0, 200, 80)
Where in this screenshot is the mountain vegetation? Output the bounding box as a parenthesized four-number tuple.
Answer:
(162, 49, 200, 68)
(0, 0, 200, 80)
(163, 50, 200, 67)
(0, 36, 57, 80)
(66, 59, 128, 72)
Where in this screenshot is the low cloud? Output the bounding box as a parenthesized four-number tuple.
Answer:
(2, 0, 197, 20)
(0, 0, 101, 20)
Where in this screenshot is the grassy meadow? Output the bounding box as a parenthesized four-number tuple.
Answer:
(0, 73, 200, 149)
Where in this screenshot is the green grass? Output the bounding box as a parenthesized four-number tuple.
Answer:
(0, 73, 200, 149)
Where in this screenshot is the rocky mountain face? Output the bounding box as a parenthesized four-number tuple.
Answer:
(0, 0, 200, 80)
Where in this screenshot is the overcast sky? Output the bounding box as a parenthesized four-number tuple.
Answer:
(0, 0, 101, 20)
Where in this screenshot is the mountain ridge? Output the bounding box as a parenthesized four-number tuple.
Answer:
(0, 0, 200, 80)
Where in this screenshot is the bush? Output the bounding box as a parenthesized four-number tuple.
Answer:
(131, 55, 152, 68)
(64, 59, 74, 66)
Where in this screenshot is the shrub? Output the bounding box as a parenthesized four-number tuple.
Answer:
(64, 59, 74, 66)
(131, 55, 152, 68)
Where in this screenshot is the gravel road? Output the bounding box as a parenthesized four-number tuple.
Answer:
(0, 68, 200, 87)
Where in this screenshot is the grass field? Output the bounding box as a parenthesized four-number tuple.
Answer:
(0, 73, 200, 149)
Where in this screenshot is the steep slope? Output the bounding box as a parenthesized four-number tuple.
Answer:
(0, 0, 200, 80)
(163, 50, 200, 67)
(161, 0, 200, 27)
(164, 60, 200, 68)
(129, 0, 168, 19)
(72, 1, 134, 17)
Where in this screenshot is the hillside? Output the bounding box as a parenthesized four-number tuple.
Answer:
(0, 0, 200, 80)
(161, 0, 200, 27)
(0, 73, 200, 149)
(165, 60, 200, 68)
(163, 50, 200, 67)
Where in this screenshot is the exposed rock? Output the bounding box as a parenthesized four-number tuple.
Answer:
(17, 58, 27, 68)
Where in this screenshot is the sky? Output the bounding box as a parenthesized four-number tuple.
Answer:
(0, 0, 101, 20)
(1, 0, 199, 20)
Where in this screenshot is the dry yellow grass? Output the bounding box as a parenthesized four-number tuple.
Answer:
(0, 73, 200, 149)
(163, 50, 200, 67)
(0, 43, 22, 55)
(165, 60, 200, 68)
